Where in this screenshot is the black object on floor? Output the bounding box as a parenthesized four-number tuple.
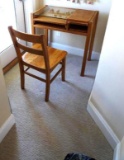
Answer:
(64, 153, 96, 160)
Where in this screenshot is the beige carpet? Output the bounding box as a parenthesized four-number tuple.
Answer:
(0, 54, 113, 160)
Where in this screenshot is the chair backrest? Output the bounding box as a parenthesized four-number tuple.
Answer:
(8, 26, 50, 70)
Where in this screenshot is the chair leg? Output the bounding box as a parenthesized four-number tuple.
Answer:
(45, 74, 50, 102)
(62, 58, 66, 81)
(20, 66, 25, 89)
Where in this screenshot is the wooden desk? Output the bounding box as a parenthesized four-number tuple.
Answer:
(31, 5, 99, 76)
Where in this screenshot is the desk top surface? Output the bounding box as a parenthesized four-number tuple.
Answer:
(34, 6, 98, 23)
(42, 6, 75, 19)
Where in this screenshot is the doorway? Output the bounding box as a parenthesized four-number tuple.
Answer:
(0, 0, 26, 68)
(0, 0, 16, 52)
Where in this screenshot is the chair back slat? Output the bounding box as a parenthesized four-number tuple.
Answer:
(17, 43, 44, 56)
(12, 28, 44, 44)
(8, 26, 50, 70)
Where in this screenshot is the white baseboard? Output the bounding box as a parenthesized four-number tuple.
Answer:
(87, 100, 120, 149)
(113, 142, 121, 160)
(50, 42, 100, 59)
(0, 114, 15, 143)
(113, 136, 124, 160)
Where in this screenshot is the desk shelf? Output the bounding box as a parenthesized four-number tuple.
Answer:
(33, 21, 88, 35)
(34, 22, 66, 30)
(67, 23, 88, 34)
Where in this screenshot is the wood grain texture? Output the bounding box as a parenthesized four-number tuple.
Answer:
(22, 44, 67, 70)
(8, 26, 67, 101)
(31, 5, 99, 76)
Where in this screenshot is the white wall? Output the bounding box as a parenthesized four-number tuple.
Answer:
(24, 0, 41, 34)
(0, 60, 11, 127)
(88, 0, 124, 153)
(41, 0, 112, 54)
(0, 58, 15, 143)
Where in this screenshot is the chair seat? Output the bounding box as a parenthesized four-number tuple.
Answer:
(22, 44, 67, 70)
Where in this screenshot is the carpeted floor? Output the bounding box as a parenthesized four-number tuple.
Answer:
(0, 54, 113, 160)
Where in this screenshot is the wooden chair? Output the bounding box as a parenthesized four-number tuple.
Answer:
(8, 26, 67, 101)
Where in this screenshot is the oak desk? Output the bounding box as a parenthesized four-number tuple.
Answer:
(31, 5, 99, 76)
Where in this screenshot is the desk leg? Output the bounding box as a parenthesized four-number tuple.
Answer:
(87, 12, 99, 61)
(80, 23, 92, 76)
(32, 26, 35, 34)
(44, 29, 48, 46)
(31, 13, 35, 34)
